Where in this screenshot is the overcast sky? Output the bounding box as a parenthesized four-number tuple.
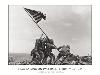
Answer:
(9, 5, 91, 56)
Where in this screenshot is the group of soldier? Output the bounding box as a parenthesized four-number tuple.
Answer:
(31, 34, 71, 65)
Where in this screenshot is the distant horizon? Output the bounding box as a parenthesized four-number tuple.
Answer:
(9, 51, 91, 56)
(9, 52, 30, 54)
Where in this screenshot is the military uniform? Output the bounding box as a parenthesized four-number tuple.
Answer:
(31, 37, 45, 64)
(56, 45, 70, 63)
(42, 37, 56, 64)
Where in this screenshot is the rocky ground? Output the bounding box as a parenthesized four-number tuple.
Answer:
(8, 53, 92, 65)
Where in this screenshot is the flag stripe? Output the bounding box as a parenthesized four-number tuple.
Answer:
(33, 12, 41, 18)
(36, 18, 42, 23)
(34, 15, 42, 20)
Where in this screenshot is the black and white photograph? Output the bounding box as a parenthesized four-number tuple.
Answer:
(8, 5, 92, 65)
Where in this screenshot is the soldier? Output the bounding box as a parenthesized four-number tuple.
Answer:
(42, 36, 56, 65)
(31, 48, 41, 64)
(31, 34, 45, 64)
(55, 45, 71, 64)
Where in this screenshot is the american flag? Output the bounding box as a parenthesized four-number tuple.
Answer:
(24, 8, 46, 23)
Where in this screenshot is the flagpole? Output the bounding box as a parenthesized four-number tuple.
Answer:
(24, 8, 48, 37)
(24, 8, 58, 49)
(34, 19, 58, 49)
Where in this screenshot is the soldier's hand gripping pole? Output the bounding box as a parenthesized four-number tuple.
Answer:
(45, 35, 58, 50)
